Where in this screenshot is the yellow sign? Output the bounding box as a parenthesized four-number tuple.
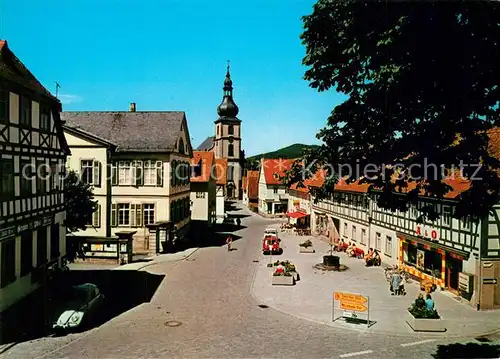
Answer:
(334, 292, 367, 304)
(340, 301, 367, 312)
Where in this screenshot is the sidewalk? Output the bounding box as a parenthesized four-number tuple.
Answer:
(251, 233, 500, 338)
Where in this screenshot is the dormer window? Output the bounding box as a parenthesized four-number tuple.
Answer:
(191, 159, 202, 177)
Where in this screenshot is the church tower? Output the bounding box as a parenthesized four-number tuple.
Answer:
(213, 62, 242, 199)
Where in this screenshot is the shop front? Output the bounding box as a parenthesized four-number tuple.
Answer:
(286, 210, 310, 227)
(398, 232, 468, 293)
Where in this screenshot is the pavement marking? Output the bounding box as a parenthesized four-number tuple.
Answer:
(339, 350, 373, 357)
(400, 339, 436, 347)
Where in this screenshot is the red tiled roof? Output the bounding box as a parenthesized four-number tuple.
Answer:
(247, 170, 259, 199)
(190, 151, 215, 182)
(262, 158, 295, 185)
(215, 158, 227, 185)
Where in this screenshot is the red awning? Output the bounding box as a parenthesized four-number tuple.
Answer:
(286, 211, 309, 219)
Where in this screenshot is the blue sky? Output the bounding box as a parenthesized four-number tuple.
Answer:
(0, 0, 346, 156)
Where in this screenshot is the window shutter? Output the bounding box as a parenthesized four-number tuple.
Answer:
(111, 204, 117, 227)
(93, 161, 101, 187)
(135, 161, 143, 186)
(93, 205, 101, 227)
(156, 161, 163, 187)
(130, 204, 137, 227)
(136, 204, 142, 227)
(111, 163, 118, 185)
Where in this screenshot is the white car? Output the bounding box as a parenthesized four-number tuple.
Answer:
(52, 283, 105, 332)
(264, 228, 279, 238)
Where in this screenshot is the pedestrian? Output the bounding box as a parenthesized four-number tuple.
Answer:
(425, 293, 435, 310)
(236, 217, 241, 228)
(399, 273, 407, 296)
(226, 235, 233, 252)
(391, 270, 401, 295)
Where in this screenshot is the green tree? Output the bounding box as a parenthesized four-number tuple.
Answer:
(285, 0, 500, 221)
(64, 169, 98, 261)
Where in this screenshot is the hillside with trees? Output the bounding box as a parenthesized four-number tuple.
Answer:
(245, 143, 319, 170)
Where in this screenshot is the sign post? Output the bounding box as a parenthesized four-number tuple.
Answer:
(333, 291, 371, 328)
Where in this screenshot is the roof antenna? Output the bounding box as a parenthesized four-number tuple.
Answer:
(55, 82, 61, 99)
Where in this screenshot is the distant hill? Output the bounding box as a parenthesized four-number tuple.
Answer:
(247, 143, 319, 162)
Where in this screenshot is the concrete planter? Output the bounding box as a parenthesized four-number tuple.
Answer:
(299, 246, 315, 253)
(288, 271, 300, 281)
(272, 275, 295, 286)
(406, 311, 446, 332)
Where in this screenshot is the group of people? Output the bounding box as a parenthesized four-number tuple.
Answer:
(389, 267, 407, 296)
(415, 292, 435, 310)
(364, 248, 381, 267)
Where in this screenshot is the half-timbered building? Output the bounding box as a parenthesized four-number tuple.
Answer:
(0, 40, 69, 312)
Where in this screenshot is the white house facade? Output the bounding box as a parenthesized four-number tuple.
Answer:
(257, 158, 294, 216)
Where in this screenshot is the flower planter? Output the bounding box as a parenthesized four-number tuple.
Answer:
(272, 275, 295, 286)
(299, 246, 315, 253)
(406, 311, 446, 332)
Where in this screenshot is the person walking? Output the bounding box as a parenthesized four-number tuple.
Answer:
(391, 270, 401, 295)
(226, 235, 233, 252)
(236, 217, 241, 228)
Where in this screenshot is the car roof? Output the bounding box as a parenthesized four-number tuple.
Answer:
(265, 228, 277, 231)
(73, 283, 98, 290)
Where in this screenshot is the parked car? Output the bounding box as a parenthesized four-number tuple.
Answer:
(52, 283, 105, 332)
(264, 227, 279, 238)
(262, 235, 282, 255)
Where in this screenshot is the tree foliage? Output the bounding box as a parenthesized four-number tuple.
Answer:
(285, 0, 500, 221)
(64, 169, 98, 233)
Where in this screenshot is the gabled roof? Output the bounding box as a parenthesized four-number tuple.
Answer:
(190, 151, 215, 183)
(197, 136, 215, 151)
(261, 158, 295, 185)
(247, 170, 259, 199)
(0, 40, 57, 101)
(61, 111, 187, 153)
(215, 158, 227, 185)
(63, 124, 117, 148)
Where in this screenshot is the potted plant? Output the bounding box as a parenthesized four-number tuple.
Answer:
(272, 269, 295, 285)
(406, 298, 446, 332)
(285, 262, 299, 281)
(299, 239, 315, 253)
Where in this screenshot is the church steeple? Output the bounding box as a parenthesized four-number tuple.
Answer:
(217, 61, 239, 118)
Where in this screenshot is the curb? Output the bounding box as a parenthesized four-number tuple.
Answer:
(127, 247, 201, 272)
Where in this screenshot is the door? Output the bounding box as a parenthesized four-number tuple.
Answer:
(446, 255, 463, 293)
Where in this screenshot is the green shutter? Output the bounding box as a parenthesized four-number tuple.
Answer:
(156, 161, 163, 187)
(111, 204, 117, 227)
(111, 163, 118, 185)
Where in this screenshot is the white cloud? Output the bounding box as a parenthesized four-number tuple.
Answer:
(57, 94, 83, 105)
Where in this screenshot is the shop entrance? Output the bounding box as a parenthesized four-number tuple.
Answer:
(446, 254, 463, 293)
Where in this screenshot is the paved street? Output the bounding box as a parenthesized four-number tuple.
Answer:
(3, 203, 499, 359)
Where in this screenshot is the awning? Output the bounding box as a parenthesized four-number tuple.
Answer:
(397, 232, 469, 259)
(286, 211, 309, 219)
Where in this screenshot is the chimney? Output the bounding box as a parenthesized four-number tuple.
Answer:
(129, 102, 136, 112)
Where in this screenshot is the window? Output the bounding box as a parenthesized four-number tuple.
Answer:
(196, 192, 205, 199)
(40, 106, 51, 131)
(130, 204, 142, 227)
(217, 126, 219, 136)
(1, 238, 16, 288)
(133, 160, 143, 186)
(178, 138, 185, 154)
(227, 165, 234, 182)
(228, 125, 234, 135)
(50, 224, 60, 259)
(19, 95, 32, 126)
(375, 232, 382, 251)
(81, 160, 100, 186)
(144, 161, 157, 186)
(343, 223, 348, 236)
(0, 158, 14, 199)
(118, 204, 130, 226)
(86, 205, 101, 228)
(273, 187, 278, 194)
(118, 161, 132, 185)
(20, 159, 33, 196)
(385, 236, 392, 256)
(143, 203, 155, 225)
(228, 144, 234, 157)
(361, 228, 366, 245)
(36, 160, 47, 194)
(0, 89, 8, 124)
(20, 231, 33, 277)
(442, 206, 451, 226)
(352, 226, 356, 242)
(37, 227, 48, 266)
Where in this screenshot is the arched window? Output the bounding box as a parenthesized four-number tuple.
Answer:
(228, 125, 234, 135)
(228, 144, 234, 157)
(178, 138, 185, 154)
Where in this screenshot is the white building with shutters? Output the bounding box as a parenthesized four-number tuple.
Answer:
(62, 106, 194, 250)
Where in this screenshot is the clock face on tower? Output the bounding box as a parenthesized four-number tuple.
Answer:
(229, 137, 234, 143)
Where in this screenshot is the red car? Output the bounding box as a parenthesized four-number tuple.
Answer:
(262, 235, 282, 255)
